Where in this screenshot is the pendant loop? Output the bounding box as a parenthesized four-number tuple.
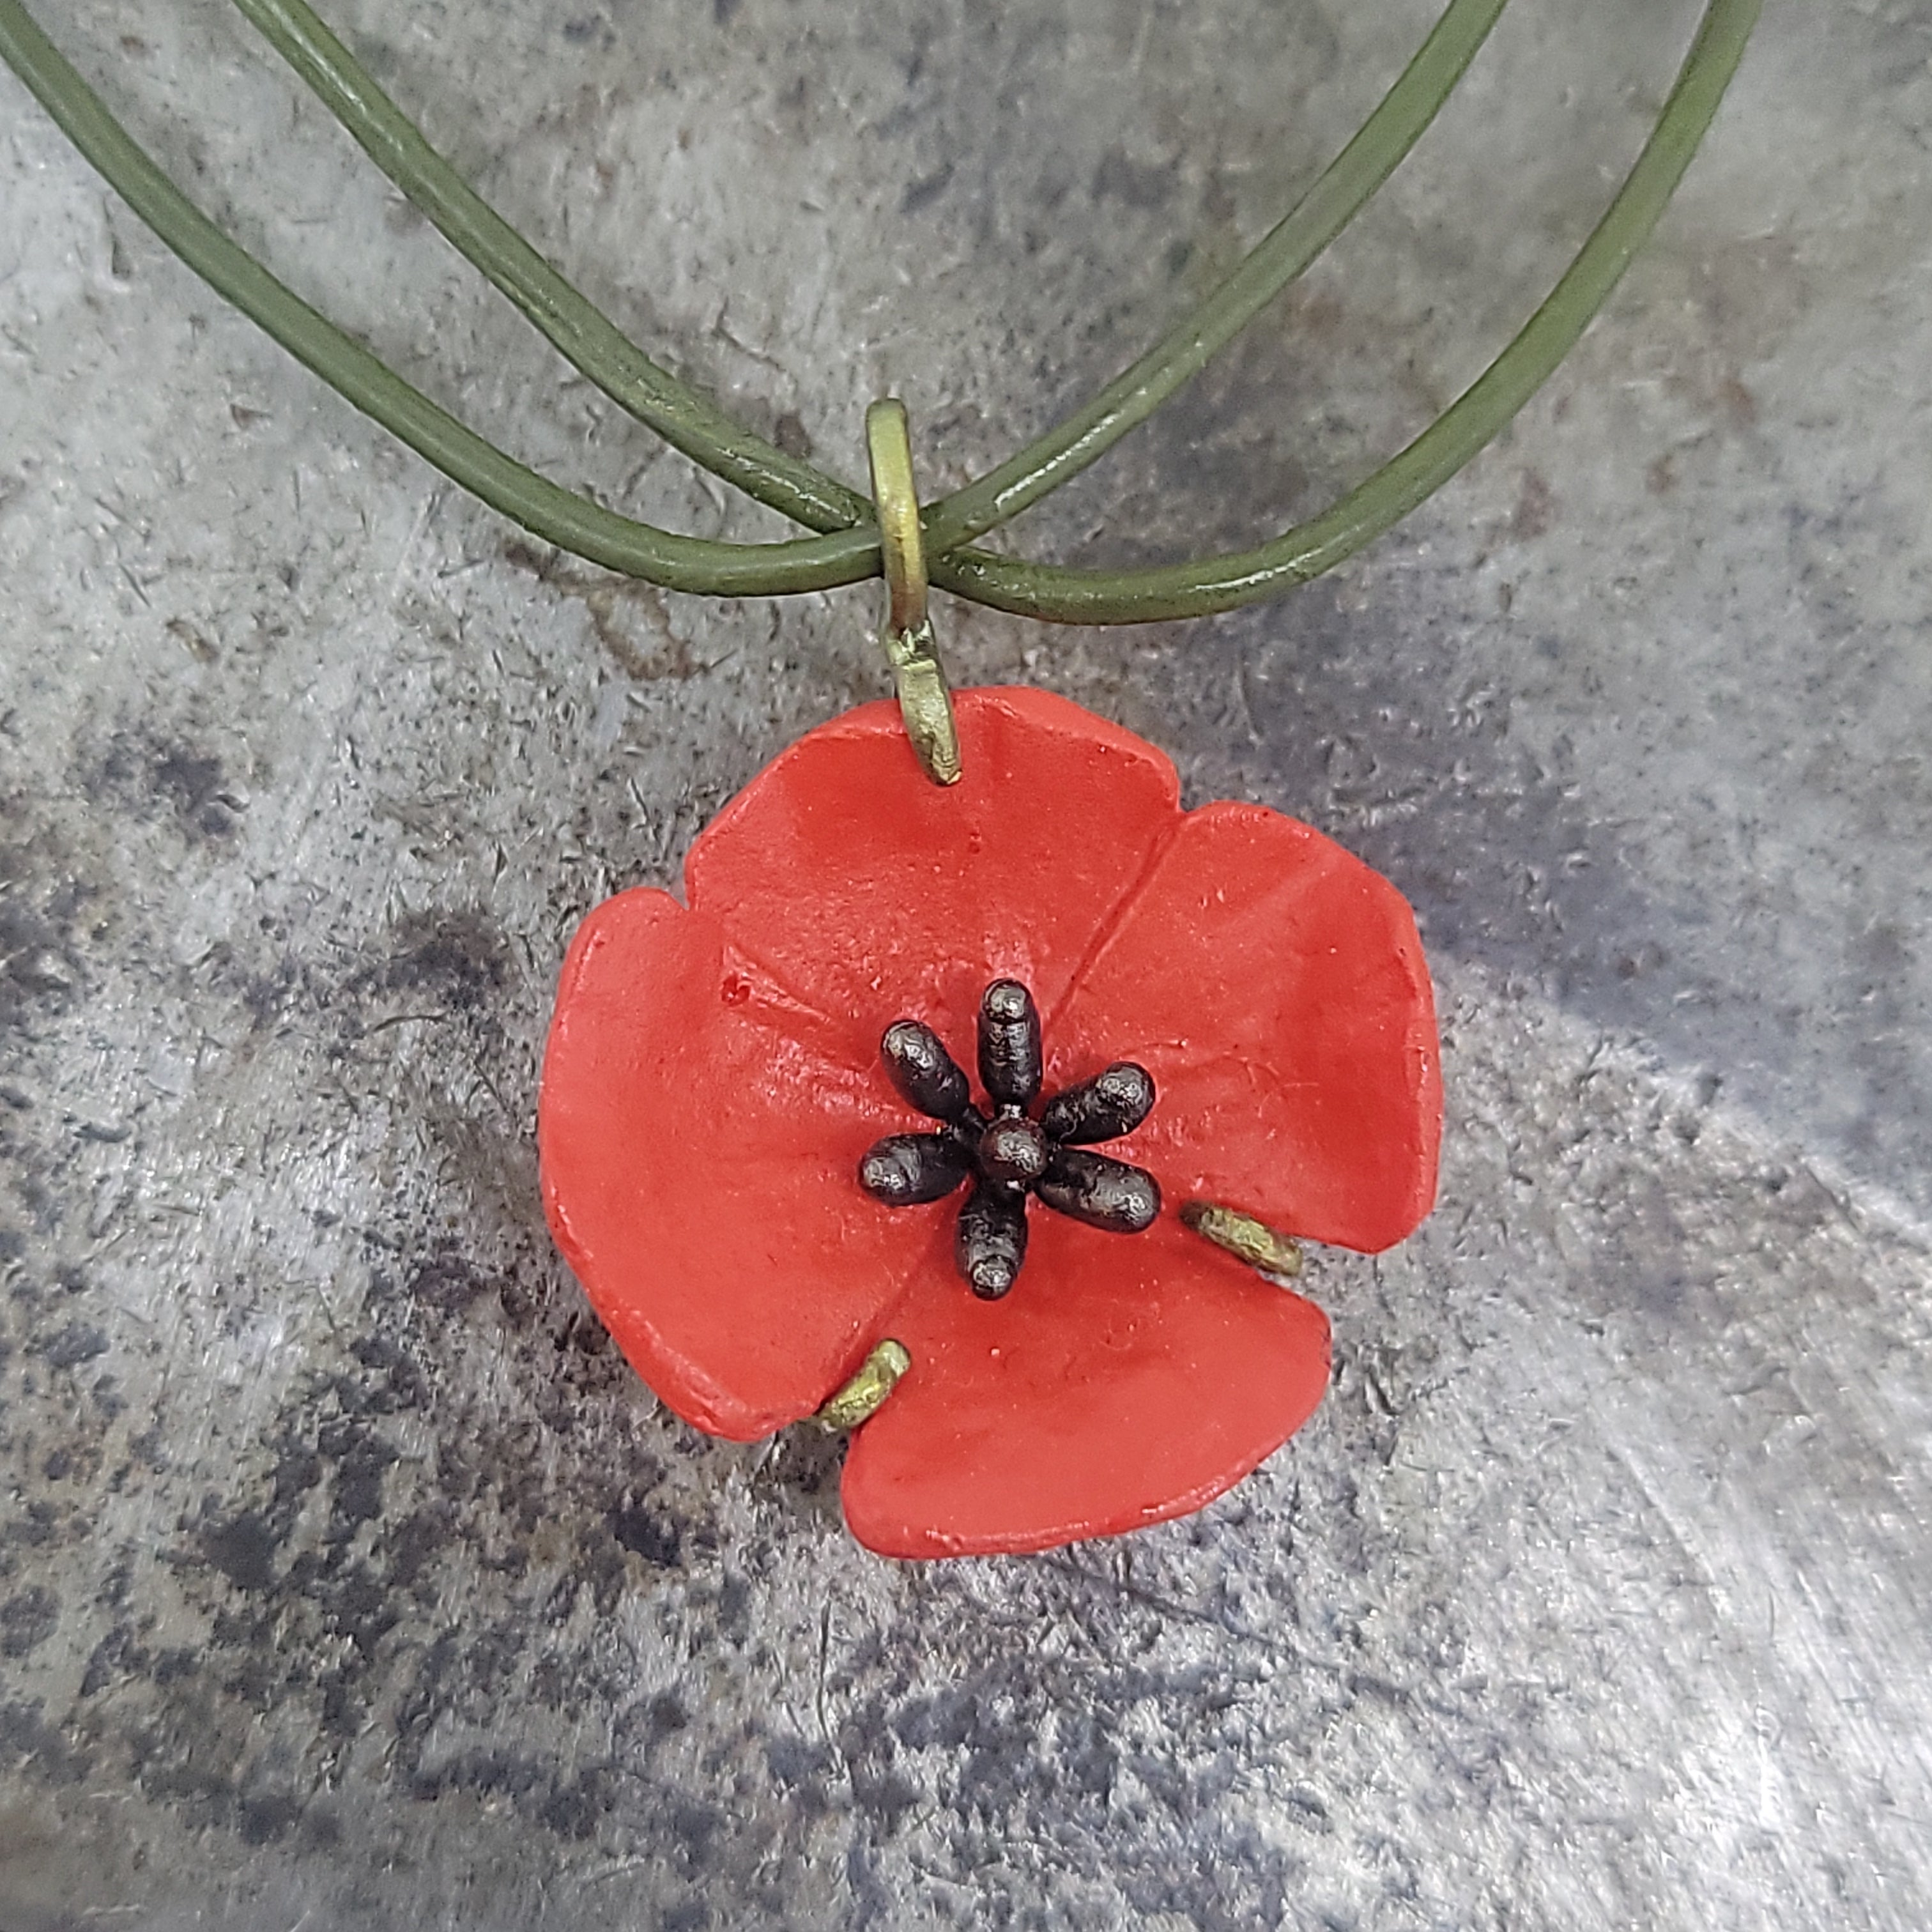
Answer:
(865, 398, 962, 786)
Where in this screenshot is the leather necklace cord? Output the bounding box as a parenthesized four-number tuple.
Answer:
(0, 0, 1759, 624)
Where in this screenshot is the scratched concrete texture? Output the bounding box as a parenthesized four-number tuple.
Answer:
(2, 0, 1929, 1926)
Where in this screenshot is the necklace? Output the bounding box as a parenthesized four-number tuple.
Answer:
(0, 0, 1760, 1556)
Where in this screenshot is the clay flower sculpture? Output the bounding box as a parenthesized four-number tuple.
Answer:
(539, 688, 1441, 1558)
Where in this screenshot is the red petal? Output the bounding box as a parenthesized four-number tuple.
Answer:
(684, 687, 1181, 1062)
(840, 1213, 1330, 1557)
(1051, 802, 1440, 1253)
(539, 888, 916, 1439)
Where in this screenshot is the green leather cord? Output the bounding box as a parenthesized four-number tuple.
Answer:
(229, 0, 873, 541)
(227, 0, 1506, 574)
(0, 0, 870, 595)
(0, 0, 1758, 622)
(935, 0, 1763, 622)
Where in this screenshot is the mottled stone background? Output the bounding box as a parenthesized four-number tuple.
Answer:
(3, 1, 1929, 1926)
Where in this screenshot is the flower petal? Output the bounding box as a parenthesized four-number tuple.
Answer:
(539, 887, 917, 1439)
(684, 687, 1181, 1062)
(1050, 802, 1440, 1252)
(840, 1212, 1330, 1558)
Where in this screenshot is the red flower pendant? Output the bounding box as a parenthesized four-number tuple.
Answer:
(539, 689, 1441, 1557)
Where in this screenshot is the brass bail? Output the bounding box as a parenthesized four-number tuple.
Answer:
(864, 398, 961, 786)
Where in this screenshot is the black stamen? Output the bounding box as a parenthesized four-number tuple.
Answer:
(1034, 1147, 1161, 1234)
(1039, 1062, 1156, 1145)
(881, 1020, 973, 1123)
(977, 979, 1042, 1110)
(859, 1132, 972, 1206)
(957, 1179, 1028, 1299)
(859, 977, 1162, 1296)
(977, 1116, 1048, 1186)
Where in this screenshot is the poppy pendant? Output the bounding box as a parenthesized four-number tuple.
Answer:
(539, 689, 1441, 1558)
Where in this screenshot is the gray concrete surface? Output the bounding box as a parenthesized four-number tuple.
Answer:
(2, 0, 1929, 1926)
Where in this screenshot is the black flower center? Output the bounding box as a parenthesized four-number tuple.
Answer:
(858, 978, 1161, 1300)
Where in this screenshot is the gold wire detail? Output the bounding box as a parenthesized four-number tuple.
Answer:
(1180, 1200, 1305, 1279)
(814, 1338, 913, 1430)
(864, 399, 961, 786)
